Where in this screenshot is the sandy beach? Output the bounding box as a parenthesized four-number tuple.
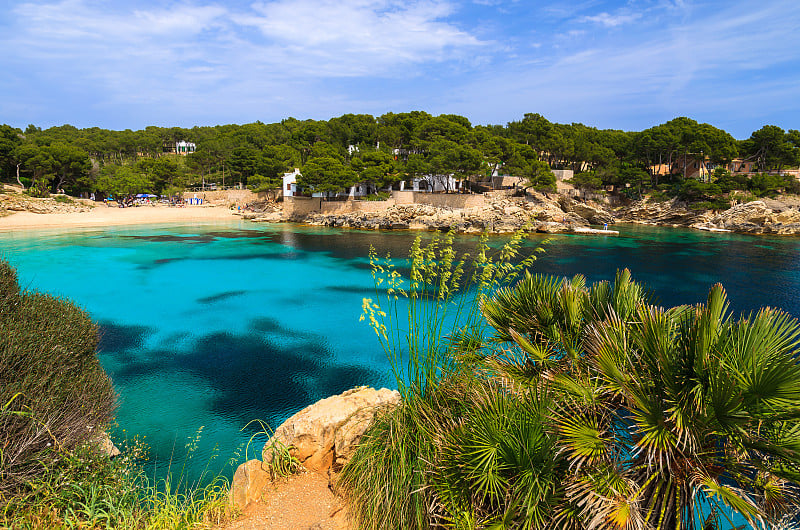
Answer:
(0, 204, 239, 232)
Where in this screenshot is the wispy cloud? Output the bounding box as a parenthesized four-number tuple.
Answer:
(444, 0, 800, 136)
(579, 11, 641, 27)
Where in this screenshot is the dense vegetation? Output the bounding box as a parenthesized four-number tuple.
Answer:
(342, 236, 800, 530)
(0, 260, 115, 498)
(1, 113, 799, 205)
(0, 260, 232, 528)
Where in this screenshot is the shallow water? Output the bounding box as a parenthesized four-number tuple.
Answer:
(2, 221, 799, 481)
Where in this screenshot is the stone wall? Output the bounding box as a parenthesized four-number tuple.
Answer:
(392, 191, 415, 205)
(409, 192, 485, 209)
(320, 200, 396, 214)
(284, 197, 396, 217)
(552, 169, 574, 181)
(284, 196, 323, 218)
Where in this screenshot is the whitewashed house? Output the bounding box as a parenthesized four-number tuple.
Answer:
(282, 168, 301, 197)
(283, 168, 377, 199)
(410, 174, 460, 192)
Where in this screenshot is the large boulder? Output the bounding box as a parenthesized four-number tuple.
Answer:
(229, 459, 271, 508)
(264, 386, 400, 473)
(570, 202, 614, 225)
(230, 386, 399, 510)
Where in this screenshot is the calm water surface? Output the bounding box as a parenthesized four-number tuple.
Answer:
(1, 220, 799, 480)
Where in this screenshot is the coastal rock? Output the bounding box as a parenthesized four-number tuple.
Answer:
(95, 432, 121, 457)
(247, 211, 283, 223)
(264, 386, 400, 473)
(229, 386, 400, 510)
(569, 202, 615, 225)
(300, 192, 606, 235)
(696, 201, 800, 234)
(0, 192, 95, 216)
(557, 196, 615, 225)
(616, 197, 705, 226)
(230, 459, 271, 508)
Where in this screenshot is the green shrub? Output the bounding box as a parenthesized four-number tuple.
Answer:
(647, 189, 672, 202)
(729, 190, 758, 203)
(24, 181, 50, 198)
(53, 195, 73, 204)
(344, 233, 800, 529)
(0, 260, 116, 502)
(690, 197, 730, 210)
(1, 434, 236, 529)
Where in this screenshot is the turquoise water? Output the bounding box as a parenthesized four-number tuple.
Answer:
(2, 221, 800, 482)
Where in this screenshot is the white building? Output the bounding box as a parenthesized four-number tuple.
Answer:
(283, 168, 384, 199)
(282, 168, 301, 197)
(409, 174, 460, 192)
(175, 140, 196, 155)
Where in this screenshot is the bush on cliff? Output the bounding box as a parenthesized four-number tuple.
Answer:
(0, 259, 235, 528)
(0, 259, 116, 500)
(343, 237, 800, 529)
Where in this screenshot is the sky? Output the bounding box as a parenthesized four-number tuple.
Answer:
(1, 0, 799, 138)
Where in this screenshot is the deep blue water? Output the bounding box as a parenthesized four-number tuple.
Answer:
(1, 221, 799, 482)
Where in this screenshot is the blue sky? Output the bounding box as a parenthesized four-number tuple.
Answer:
(1, 0, 799, 138)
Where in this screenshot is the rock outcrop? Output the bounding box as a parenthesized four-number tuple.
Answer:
(615, 197, 709, 227)
(238, 200, 283, 223)
(264, 386, 400, 473)
(230, 386, 401, 510)
(0, 191, 95, 216)
(559, 196, 615, 225)
(692, 200, 800, 234)
(302, 192, 613, 235)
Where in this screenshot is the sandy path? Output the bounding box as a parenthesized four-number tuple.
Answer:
(0, 205, 240, 231)
(220, 472, 350, 530)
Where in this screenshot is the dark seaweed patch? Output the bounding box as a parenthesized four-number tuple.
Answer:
(197, 290, 247, 304)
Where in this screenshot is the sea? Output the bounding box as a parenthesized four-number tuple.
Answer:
(2, 220, 799, 483)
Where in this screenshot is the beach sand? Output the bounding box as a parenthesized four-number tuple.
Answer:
(0, 204, 239, 232)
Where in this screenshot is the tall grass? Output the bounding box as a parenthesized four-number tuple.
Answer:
(359, 230, 547, 400)
(341, 230, 550, 529)
(0, 432, 237, 529)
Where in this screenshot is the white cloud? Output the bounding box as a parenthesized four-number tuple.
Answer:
(442, 0, 800, 136)
(580, 11, 641, 27)
(0, 0, 489, 125)
(231, 0, 484, 73)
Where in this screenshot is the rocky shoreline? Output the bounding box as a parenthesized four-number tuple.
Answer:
(241, 191, 800, 236)
(243, 191, 618, 235)
(4, 184, 800, 236)
(614, 196, 800, 235)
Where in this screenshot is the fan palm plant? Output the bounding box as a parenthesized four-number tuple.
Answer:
(480, 270, 800, 530)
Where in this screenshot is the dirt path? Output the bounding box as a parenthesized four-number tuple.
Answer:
(220, 472, 351, 530)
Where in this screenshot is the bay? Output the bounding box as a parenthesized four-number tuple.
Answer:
(1, 220, 799, 482)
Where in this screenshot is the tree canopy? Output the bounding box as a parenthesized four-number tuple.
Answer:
(2, 112, 798, 200)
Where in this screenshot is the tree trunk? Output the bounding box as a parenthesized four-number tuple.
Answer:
(16, 163, 24, 189)
(55, 173, 66, 193)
